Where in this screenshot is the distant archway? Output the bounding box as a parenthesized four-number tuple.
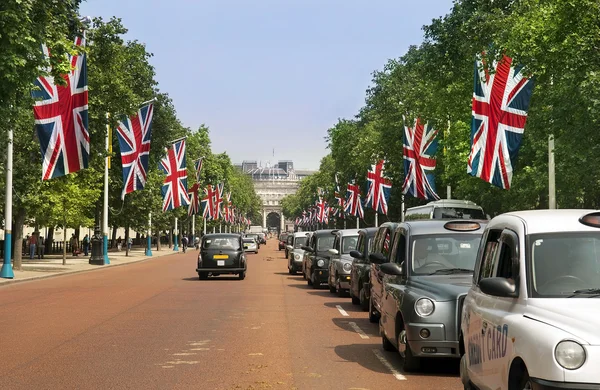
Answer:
(266, 212, 281, 233)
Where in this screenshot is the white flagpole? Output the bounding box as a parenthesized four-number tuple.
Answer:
(102, 113, 110, 264)
(173, 217, 179, 251)
(401, 195, 405, 222)
(203, 217, 206, 235)
(1, 126, 14, 279)
(374, 212, 378, 228)
(192, 214, 195, 238)
(145, 212, 152, 256)
(356, 216, 359, 229)
(549, 135, 556, 209)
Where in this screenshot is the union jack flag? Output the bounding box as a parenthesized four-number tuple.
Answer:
(116, 104, 154, 199)
(345, 181, 364, 219)
(467, 54, 535, 189)
(223, 192, 232, 223)
(188, 182, 200, 216)
(316, 197, 326, 223)
(214, 183, 224, 220)
(365, 160, 392, 215)
(195, 158, 203, 182)
(32, 36, 89, 180)
(201, 184, 216, 220)
(402, 117, 440, 200)
(159, 139, 190, 212)
(334, 174, 346, 219)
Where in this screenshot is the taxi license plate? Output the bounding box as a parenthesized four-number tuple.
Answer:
(217, 260, 225, 266)
(213, 255, 228, 259)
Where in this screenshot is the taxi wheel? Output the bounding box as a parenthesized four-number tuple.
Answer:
(401, 342, 421, 372)
(382, 333, 396, 351)
(368, 297, 380, 323)
(311, 272, 321, 289)
(359, 287, 369, 311)
(198, 272, 208, 280)
(511, 368, 533, 390)
(238, 271, 246, 280)
(351, 294, 360, 305)
(329, 281, 337, 294)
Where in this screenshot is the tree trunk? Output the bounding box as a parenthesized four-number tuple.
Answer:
(111, 225, 117, 248)
(156, 231, 161, 251)
(12, 207, 26, 271)
(47, 227, 54, 254)
(125, 225, 130, 257)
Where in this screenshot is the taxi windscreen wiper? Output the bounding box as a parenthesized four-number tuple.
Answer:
(567, 288, 600, 298)
(428, 268, 474, 275)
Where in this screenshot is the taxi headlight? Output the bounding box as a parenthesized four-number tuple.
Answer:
(317, 259, 325, 267)
(555, 340, 586, 370)
(414, 298, 435, 317)
(294, 253, 300, 260)
(343, 262, 352, 272)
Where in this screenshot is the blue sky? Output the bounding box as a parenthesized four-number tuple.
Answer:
(80, 0, 454, 170)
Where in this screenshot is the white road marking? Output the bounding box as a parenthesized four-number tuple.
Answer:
(348, 322, 369, 339)
(372, 349, 407, 381)
(165, 360, 200, 365)
(248, 353, 263, 356)
(172, 352, 197, 356)
(336, 305, 349, 316)
(190, 348, 210, 351)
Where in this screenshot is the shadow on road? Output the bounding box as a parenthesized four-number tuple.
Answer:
(324, 301, 365, 314)
(331, 317, 379, 337)
(181, 276, 242, 281)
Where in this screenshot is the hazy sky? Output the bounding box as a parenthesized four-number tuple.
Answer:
(80, 0, 454, 170)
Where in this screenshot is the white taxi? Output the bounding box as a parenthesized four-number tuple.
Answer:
(460, 210, 600, 390)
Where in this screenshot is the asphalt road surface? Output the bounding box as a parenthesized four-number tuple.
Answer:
(0, 238, 462, 390)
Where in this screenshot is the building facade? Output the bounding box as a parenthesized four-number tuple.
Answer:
(235, 160, 313, 233)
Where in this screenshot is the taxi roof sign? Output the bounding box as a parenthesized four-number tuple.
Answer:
(579, 212, 600, 228)
(443, 221, 481, 232)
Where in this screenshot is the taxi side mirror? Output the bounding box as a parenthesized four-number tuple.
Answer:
(286, 245, 293, 251)
(301, 245, 313, 252)
(328, 248, 339, 256)
(479, 277, 517, 298)
(380, 262, 403, 276)
(349, 250, 363, 260)
(369, 252, 386, 265)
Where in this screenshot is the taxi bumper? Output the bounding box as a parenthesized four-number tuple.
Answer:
(312, 269, 329, 283)
(338, 274, 352, 289)
(196, 267, 245, 274)
(531, 378, 600, 390)
(406, 322, 460, 358)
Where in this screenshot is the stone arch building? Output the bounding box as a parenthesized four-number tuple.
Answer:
(235, 160, 313, 233)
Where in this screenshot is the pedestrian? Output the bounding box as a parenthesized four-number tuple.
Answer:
(71, 233, 79, 256)
(182, 235, 188, 253)
(29, 232, 37, 259)
(25, 235, 31, 259)
(83, 234, 90, 256)
(117, 236, 122, 251)
(127, 236, 132, 251)
(37, 234, 44, 259)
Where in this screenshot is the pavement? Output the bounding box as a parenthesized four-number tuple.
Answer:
(0, 238, 461, 390)
(0, 245, 183, 286)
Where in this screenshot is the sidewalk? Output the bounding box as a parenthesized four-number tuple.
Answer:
(0, 246, 187, 287)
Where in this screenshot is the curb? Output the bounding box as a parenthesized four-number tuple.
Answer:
(0, 250, 185, 288)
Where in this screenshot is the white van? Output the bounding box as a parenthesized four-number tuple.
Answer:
(404, 199, 487, 221)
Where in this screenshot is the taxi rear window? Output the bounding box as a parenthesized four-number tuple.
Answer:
(203, 237, 241, 251)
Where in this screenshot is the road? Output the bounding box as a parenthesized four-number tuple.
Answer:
(0, 238, 461, 390)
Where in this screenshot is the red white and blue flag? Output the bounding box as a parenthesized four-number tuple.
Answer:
(201, 184, 216, 220)
(224, 192, 232, 223)
(194, 158, 203, 182)
(188, 182, 200, 216)
(159, 139, 190, 212)
(467, 54, 535, 189)
(334, 174, 346, 219)
(116, 104, 154, 199)
(402, 117, 440, 200)
(316, 197, 326, 224)
(32, 36, 89, 180)
(214, 183, 224, 220)
(345, 181, 364, 219)
(365, 160, 392, 215)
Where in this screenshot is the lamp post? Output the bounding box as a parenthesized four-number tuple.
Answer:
(1, 127, 14, 279)
(145, 212, 152, 256)
(173, 217, 179, 251)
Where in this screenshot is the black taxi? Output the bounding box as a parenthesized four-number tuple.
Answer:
(196, 233, 247, 280)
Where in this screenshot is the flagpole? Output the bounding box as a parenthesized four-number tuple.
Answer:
(356, 216, 359, 229)
(173, 217, 179, 251)
(1, 126, 14, 279)
(203, 217, 206, 235)
(145, 212, 153, 256)
(549, 134, 556, 209)
(374, 212, 378, 228)
(401, 195, 405, 222)
(102, 113, 110, 265)
(192, 214, 195, 239)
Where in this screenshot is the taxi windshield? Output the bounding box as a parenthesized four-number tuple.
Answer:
(317, 236, 335, 251)
(411, 235, 481, 275)
(341, 236, 358, 254)
(530, 234, 600, 297)
(203, 237, 241, 251)
(433, 207, 486, 220)
(294, 237, 306, 249)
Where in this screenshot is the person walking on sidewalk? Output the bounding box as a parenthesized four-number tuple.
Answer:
(83, 234, 90, 256)
(117, 236, 122, 251)
(127, 236, 132, 251)
(29, 232, 37, 259)
(182, 236, 188, 253)
(71, 234, 79, 256)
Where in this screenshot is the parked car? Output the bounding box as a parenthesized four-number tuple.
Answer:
(327, 229, 359, 295)
(245, 233, 260, 249)
(278, 232, 289, 251)
(287, 232, 311, 274)
(243, 237, 258, 254)
(302, 229, 335, 288)
(404, 199, 488, 221)
(349, 227, 378, 310)
(376, 219, 486, 372)
(285, 233, 294, 260)
(257, 232, 267, 244)
(368, 222, 400, 323)
(461, 210, 600, 390)
(196, 233, 247, 280)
